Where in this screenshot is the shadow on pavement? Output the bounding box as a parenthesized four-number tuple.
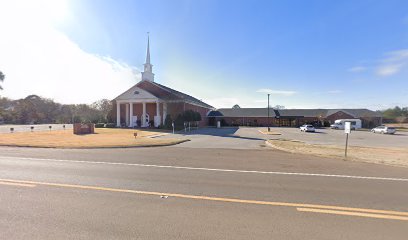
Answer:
(310, 131, 327, 134)
(182, 127, 265, 141)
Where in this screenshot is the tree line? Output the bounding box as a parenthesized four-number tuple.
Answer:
(381, 106, 408, 123)
(0, 95, 114, 124)
(0, 94, 204, 129)
(2, 93, 406, 125)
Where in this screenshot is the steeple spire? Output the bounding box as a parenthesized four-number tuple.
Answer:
(146, 32, 151, 64)
(142, 32, 154, 82)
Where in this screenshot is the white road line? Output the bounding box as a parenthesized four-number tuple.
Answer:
(1, 156, 407, 182)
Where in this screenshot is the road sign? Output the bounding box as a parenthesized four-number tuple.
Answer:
(344, 122, 351, 157)
(345, 122, 351, 134)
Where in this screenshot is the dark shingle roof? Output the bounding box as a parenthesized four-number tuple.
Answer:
(211, 108, 382, 118)
(135, 80, 214, 109)
(329, 109, 382, 118)
(153, 82, 214, 108)
(278, 109, 328, 118)
(213, 108, 277, 117)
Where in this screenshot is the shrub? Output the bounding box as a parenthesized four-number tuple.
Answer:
(194, 111, 202, 122)
(95, 123, 105, 128)
(149, 120, 154, 127)
(174, 114, 184, 130)
(105, 123, 116, 128)
(164, 114, 173, 129)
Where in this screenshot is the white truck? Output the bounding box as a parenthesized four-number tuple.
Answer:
(330, 119, 362, 130)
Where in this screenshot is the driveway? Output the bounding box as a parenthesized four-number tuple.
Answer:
(159, 127, 408, 149)
(159, 127, 269, 149)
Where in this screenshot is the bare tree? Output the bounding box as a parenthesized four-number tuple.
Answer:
(91, 99, 113, 122)
(0, 71, 5, 90)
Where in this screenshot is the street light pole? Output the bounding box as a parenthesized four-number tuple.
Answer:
(267, 94, 270, 132)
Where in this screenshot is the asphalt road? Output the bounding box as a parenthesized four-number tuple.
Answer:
(1, 143, 407, 240)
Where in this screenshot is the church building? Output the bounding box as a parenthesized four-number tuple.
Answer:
(114, 36, 214, 128)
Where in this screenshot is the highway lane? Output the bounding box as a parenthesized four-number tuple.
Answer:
(0, 147, 408, 239)
(2, 182, 406, 240)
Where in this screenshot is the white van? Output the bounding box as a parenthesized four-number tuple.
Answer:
(330, 119, 362, 130)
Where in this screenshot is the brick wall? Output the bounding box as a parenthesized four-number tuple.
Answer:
(165, 102, 212, 127)
(73, 123, 95, 134)
(325, 111, 355, 123)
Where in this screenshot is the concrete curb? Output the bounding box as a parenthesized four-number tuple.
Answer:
(0, 139, 190, 150)
(264, 140, 297, 153)
(258, 130, 282, 135)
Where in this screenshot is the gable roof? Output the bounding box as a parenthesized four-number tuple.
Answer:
(114, 80, 214, 109)
(210, 108, 382, 118)
(114, 86, 158, 101)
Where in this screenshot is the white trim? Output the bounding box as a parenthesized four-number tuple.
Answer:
(129, 102, 134, 127)
(116, 98, 159, 104)
(125, 103, 129, 126)
(142, 102, 147, 127)
(116, 102, 121, 127)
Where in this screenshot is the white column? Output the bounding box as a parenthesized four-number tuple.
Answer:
(129, 102, 133, 127)
(163, 102, 167, 124)
(116, 102, 121, 127)
(125, 103, 129, 127)
(154, 101, 161, 127)
(142, 102, 146, 127)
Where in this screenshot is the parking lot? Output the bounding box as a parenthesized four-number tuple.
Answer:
(263, 127, 408, 148)
(161, 127, 408, 150)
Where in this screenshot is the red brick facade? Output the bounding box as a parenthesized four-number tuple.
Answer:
(114, 80, 214, 128)
(73, 123, 95, 134)
(213, 115, 381, 128)
(113, 100, 212, 128)
(166, 102, 211, 127)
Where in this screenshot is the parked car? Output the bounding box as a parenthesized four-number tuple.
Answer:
(371, 126, 396, 134)
(300, 124, 315, 132)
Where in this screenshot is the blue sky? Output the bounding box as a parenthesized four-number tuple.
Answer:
(1, 0, 408, 109)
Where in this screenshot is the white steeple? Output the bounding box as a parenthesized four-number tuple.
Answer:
(141, 32, 154, 82)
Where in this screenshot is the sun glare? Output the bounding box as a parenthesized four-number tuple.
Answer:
(38, 0, 69, 24)
(0, 0, 69, 26)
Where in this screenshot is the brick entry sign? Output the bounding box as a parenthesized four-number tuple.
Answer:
(73, 123, 95, 135)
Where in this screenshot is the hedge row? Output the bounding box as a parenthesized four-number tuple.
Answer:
(95, 123, 116, 128)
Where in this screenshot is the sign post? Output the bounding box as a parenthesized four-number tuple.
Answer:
(172, 122, 175, 134)
(344, 121, 351, 158)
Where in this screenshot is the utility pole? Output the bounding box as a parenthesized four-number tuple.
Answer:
(267, 94, 270, 132)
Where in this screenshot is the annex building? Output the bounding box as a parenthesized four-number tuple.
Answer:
(114, 36, 214, 128)
(208, 108, 382, 128)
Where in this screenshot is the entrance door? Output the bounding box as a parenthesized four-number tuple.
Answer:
(132, 116, 138, 127)
(144, 114, 150, 127)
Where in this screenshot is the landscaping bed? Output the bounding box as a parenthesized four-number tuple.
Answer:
(0, 128, 188, 148)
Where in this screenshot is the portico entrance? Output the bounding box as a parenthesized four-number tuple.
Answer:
(116, 101, 166, 128)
